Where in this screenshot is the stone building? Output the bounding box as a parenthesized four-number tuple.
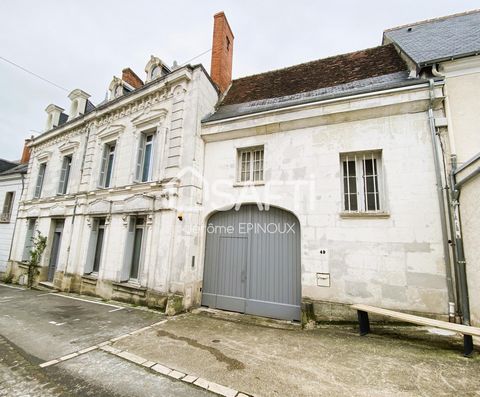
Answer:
(8, 42, 219, 311)
(0, 145, 29, 274)
(6, 11, 479, 324)
(384, 10, 480, 326)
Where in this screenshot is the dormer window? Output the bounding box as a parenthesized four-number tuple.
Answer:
(115, 84, 123, 98)
(144, 55, 170, 82)
(150, 65, 161, 80)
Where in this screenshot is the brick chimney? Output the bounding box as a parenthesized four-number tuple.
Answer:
(20, 138, 32, 164)
(122, 68, 144, 89)
(210, 12, 234, 93)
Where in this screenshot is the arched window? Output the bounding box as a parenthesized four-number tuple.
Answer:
(151, 65, 161, 80)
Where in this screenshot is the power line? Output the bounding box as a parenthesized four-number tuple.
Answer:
(0, 55, 70, 92)
(179, 48, 212, 67)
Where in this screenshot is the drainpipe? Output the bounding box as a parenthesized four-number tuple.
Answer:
(450, 157, 471, 325)
(427, 79, 456, 320)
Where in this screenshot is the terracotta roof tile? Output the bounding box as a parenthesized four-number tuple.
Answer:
(221, 44, 407, 106)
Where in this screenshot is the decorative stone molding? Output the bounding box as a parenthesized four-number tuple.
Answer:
(58, 139, 81, 154)
(131, 106, 168, 129)
(97, 123, 125, 142)
(49, 204, 66, 217)
(36, 150, 52, 162)
(87, 199, 111, 214)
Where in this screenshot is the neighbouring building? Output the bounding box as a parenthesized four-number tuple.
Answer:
(0, 143, 29, 274)
(384, 10, 480, 326)
(5, 11, 479, 324)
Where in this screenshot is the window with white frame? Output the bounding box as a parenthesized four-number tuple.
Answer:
(135, 132, 155, 182)
(0, 191, 15, 223)
(341, 151, 383, 212)
(57, 155, 72, 195)
(99, 142, 116, 188)
(237, 146, 264, 183)
(34, 163, 47, 198)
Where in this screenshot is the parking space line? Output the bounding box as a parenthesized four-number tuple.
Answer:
(108, 307, 125, 313)
(38, 319, 168, 368)
(43, 293, 124, 309)
(0, 283, 25, 291)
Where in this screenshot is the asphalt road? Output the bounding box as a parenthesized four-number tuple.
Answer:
(0, 283, 211, 397)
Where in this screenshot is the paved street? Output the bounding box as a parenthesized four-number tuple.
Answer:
(0, 283, 211, 397)
(2, 282, 480, 396)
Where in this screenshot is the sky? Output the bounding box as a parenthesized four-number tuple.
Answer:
(0, 0, 478, 160)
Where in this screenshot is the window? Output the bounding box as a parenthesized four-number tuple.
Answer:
(151, 65, 161, 80)
(122, 216, 146, 281)
(85, 218, 106, 274)
(135, 132, 154, 182)
(341, 151, 383, 213)
(22, 218, 37, 261)
(0, 192, 15, 223)
(114, 84, 123, 98)
(34, 163, 47, 198)
(238, 146, 264, 183)
(57, 155, 72, 195)
(99, 142, 116, 188)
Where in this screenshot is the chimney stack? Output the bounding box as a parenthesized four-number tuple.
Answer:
(20, 138, 32, 164)
(210, 12, 234, 94)
(122, 68, 144, 89)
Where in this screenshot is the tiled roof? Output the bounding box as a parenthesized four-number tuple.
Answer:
(204, 72, 430, 122)
(384, 10, 480, 66)
(219, 44, 407, 107)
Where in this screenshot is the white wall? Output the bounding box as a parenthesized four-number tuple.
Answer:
(0, 173, 24, 272)
(201, 87, 449, 315)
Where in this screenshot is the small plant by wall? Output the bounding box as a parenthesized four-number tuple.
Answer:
(27, 231, 47, 288)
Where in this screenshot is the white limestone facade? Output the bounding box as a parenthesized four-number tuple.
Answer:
(201, 81, 452, 319)
(8, 63, 218, 311)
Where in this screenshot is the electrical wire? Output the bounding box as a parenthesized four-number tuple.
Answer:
(0, 55, 70, 92)
(179, 48, 212, 67)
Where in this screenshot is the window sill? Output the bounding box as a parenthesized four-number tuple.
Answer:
(233, 181, 265, 188)
(339, 211, 390, 219)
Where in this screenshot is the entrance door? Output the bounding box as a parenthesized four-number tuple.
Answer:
(48, 220, 64, 282)
(202, 205, 301, 321)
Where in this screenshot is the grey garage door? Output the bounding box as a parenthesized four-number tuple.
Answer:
(202, 205, 301, 321)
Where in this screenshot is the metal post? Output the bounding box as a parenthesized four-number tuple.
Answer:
(357, 310, 370, 336)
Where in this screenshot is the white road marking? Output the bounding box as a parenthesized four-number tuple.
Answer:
(0, 283, 25, 291)
(108, 307, 124, 313)
(38, 319, 168, 368)
(43, 293, 124, 309)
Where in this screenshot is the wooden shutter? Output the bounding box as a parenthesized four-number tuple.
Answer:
(22, 219, 36, 261)
(99, 146, 108, 187)
(84, 219, 98, 274)
(121, 217, 136, 281)
(58, 157, 68, 194)
(35, 164, 46, 198)
(135, 135, 145, 181)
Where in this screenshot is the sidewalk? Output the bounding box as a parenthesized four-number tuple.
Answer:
(111, 309, 480, 397)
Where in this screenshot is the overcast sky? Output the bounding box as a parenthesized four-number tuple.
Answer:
(0, 0, 477, 159)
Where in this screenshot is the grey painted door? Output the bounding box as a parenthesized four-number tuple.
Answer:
(202, 205, 301, 321)
(47, 220, 64, 282)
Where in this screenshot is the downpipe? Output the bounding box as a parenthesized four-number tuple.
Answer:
(427, 79, 456, 321)
(450, 156, 471, 325)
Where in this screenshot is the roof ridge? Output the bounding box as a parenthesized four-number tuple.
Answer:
(231, 44, 396, 83)
(384, 9, 480, 33)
